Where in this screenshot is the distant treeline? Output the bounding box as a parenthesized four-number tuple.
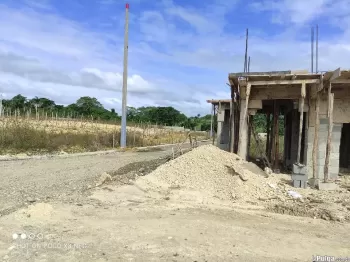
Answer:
(0, 94, 214, 131)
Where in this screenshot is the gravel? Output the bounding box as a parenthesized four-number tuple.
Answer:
(0, 142, 209, 216)
(137, 144, 284, 202)
(136, 145, 350, 221)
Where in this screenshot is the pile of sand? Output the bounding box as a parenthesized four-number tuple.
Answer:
(135, 144, 350, 221)
(137, 144, 291, 203)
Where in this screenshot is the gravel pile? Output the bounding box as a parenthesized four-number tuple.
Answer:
(137, 144, 290, 202)
(136, 144, 350, 221)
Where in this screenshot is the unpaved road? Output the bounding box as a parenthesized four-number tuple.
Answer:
(0, 142, 206, 216)
(0, 142, 349, 261)
(1, 189, 349, 262)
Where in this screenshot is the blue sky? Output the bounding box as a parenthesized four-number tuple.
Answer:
(1, 0, 350, 116)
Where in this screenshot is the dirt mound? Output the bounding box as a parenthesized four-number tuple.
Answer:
(135, 145, 350, 222)
(137, 145, 285, 202)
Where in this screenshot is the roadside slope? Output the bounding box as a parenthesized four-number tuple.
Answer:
(0, 141, 208, 215)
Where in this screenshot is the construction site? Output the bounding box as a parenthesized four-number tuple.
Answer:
(208, 68, 350, 190)
(0, 5, 349, 261)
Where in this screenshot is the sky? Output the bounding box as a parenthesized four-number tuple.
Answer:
(1, 0, 350, 116)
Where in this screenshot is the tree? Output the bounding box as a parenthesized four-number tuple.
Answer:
(9, 94, 27, 110)
(76, 97, 103, 116)
(2, 94, 208, 130)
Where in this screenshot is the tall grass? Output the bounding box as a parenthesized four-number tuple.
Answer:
(0, 117, 209, 155)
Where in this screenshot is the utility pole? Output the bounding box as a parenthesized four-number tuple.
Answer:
(0, 94, 3, 118)
(248, 56, 251, 73)
(244, 28, 249, 73)
(316, 24, 319, 73)
(311, 26, 314, 73)
(120, 3, 130, 148)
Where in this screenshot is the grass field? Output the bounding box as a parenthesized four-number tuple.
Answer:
(0, 117, 209, 154)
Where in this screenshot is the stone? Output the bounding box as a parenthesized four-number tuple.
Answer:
(318, 182, 339, 191)
(95, 172, 112, 187)
(293, 163, 307, 175)
(264, 167, 272, 176)
(293, 180, 301, 188)
(308, 178, 319, 188)
(291, 174, 308, 181)
(302, 181, 308, 189)
(27, 197, 36, 203)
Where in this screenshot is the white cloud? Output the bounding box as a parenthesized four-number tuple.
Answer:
(23, 0, 52, 10)
(137, 0, 350, 76)
(250, 0, 350, 27)
(3, 0, 350, 117)
(0, 52, 156, 94)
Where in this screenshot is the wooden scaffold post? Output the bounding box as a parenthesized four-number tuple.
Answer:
(324, 83, 334, 182)
(297, 81, 306, 164)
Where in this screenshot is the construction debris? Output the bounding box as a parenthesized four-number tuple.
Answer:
(96, 172, 112, 187)
(136, 145, 350, 222)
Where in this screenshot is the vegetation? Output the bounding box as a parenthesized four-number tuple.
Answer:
(0, 118, 209, 154)
(0, 94, 213, 131)
(253, 113, 284, 135)
(0, 94, 210, 154)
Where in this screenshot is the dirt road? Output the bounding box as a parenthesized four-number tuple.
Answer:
(0, 186, 349, 262)
(0, 142, 205, 216)
(0, 143, 349, 261)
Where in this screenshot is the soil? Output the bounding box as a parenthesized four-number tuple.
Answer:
(0, 143, 349, 261)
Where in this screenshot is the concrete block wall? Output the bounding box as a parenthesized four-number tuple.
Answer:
(306, 118, 342, 180)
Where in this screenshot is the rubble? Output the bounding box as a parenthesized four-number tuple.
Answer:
(95, 172, 112, 187)
(136, 145, 350, 221)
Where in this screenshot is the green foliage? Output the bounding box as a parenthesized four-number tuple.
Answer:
(2, 94, 213, 130)
(253, 113, 284, 135)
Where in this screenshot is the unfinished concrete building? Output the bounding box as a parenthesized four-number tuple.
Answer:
(208, 69, 350, 189)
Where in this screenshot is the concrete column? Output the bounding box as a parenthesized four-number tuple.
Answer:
(210, 104, 214, 137)
(217, 121, 223, 145)
(238, 100, 248, 159)
(286, 110, 299, 166)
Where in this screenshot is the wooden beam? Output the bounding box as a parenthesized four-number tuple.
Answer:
(266, 112, 271, 159)
(324, 84, 334, 182)
(248, 87, 303, 100)
(312, 90, 320, 179)
(297, 82, 306, 164)
(238, 83, 251, 159)
(247, 115, 252, 160)
(217, 102, 222, 146)
(229, 70, 292, 77)
(329, 79, 350, 84)
(248, 79, 320, 86)
(210, 103, 214, 138)
(272, 101, 279, 169)
(229, 88, 235, 152)
(212, 105, 216, 145)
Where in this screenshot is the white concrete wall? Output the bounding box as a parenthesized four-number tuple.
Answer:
(309, 97, 350, 126)
(307, 117, 342, 180)
(305, 92, 350, 180)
